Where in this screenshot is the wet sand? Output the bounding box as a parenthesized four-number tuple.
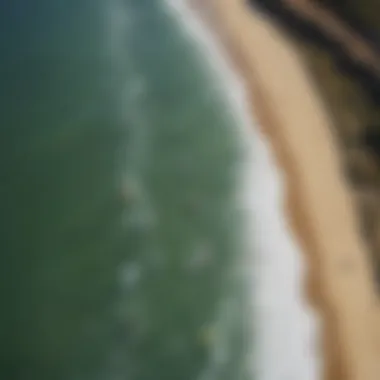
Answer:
(195, 0, 380, 379)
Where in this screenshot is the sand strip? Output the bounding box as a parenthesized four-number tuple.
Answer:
(197, 0, 380, 379)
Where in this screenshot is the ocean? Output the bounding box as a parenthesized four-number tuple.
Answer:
(0, 1, 319, 379)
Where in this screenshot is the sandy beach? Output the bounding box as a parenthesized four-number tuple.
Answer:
(194, 0, 380, 379)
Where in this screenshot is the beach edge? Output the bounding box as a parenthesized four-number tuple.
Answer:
(193, 0, 380, 379)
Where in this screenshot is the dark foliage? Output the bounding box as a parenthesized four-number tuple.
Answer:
(248, 0, 380, 157)
(248, 0, 380, 104)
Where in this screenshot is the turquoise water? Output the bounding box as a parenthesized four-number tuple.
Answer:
(0, 1, 251, 379)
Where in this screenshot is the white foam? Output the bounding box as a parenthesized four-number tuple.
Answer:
(163, 1, 322, 379)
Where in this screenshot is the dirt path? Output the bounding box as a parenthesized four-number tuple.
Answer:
(200, 0, 380, 379)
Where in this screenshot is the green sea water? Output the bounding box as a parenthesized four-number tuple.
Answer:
(0, 1, 251, 379)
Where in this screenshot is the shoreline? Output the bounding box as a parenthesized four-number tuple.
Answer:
(190, 0, 380, 379)
(175, 0, 320, 379)
(169, 0, 321, 378)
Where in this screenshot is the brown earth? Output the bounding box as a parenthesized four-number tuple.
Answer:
(196, 0, 380, 379)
